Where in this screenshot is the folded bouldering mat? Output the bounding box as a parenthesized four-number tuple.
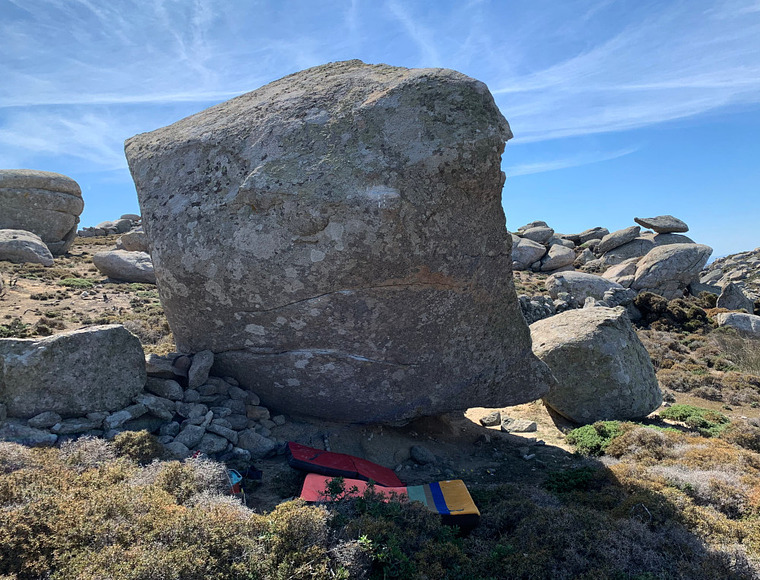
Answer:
(300, 473, 481, 529)
(286, 442, 404, 487)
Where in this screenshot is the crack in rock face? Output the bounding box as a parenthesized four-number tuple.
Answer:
(125, 59, 554, 423)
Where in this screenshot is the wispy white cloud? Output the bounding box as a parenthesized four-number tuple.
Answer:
(0, 109, 128, 170)
(1, 0, 759, 173)
(385, 0, 441, 66)
(504, 146, 638, 177)
(492, 0, 760, 142)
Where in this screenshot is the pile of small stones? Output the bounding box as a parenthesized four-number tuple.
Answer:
(5, 350, 286, 464)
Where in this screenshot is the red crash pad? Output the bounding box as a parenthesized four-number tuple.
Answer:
(286, 441, 404, 487)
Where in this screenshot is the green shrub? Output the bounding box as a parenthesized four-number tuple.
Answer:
(660, 405, 730, 437)
(566, 421, 623, 456)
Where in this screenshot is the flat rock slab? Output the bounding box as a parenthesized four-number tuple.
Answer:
(0, 229, 54, 266)
(0, 324, 146, 419)
(125, 59, 554, 423)
(634, 215, 689, 234)
(92, 250, 156, 283)
(0, 169, 83, 255)
(531, 307, 661, 424)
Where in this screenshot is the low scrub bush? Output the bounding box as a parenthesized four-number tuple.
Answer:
(566, 421, 623, 456)
(57, 277, 94, 289)
(660, 404, 730, 437)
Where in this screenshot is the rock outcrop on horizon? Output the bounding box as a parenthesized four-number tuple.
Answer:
(125, 59, 554, 423)
(699, 247, 760, 303)
(0, 169, 84, 255)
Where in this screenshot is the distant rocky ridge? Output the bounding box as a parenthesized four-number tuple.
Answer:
(700, 247, 760, 301)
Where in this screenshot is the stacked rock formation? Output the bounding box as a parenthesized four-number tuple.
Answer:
(0, 325, 285, 461)
(513, 215, 717, 324)
(125, 60, 554, 423)
(0, 169, 84, 255)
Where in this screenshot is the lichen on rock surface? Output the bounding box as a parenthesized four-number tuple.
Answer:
(125, 60, 554, 423)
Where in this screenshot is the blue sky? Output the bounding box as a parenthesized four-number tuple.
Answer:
(2, 0, 759, 257)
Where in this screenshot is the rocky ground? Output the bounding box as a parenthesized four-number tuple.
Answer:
(2, 235, 760, 577)
(1, 236, 757, 494)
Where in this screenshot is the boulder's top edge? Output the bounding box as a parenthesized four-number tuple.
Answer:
(125, 59, 510, 149)
(0, 169, 82, 196)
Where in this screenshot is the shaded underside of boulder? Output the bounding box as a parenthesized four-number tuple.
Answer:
(125, 60, 554, 423)
(0, 169, 84, 255)
(0, 325, 146, 419)
(531, 307, 661, 424)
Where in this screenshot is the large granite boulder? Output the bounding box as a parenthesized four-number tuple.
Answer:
(125, 60, 554, 423)
(631, 244, 713, 299)
(92, 250, 156, 283)
(0, 169, 83, 255)
(0, 229, 54, 266)
(0, 325, 146, 418)
(531, 308, 661, 424)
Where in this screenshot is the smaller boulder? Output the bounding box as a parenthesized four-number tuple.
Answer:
(27, 411, 62, 429)
(479, 411, 501, 427)
(540, 245, 575, 272)
(602, 258, 639, 288)
(119, 230, 149, 253)
(92, 250, 156, 284)
(188, 350, 214, 389)
(501, 418, 537, 433)
(0, 421, 57, 446)
(531, 307, 661, 424)
(714, 312, 760, 339)
(546, 271, 625, 302)
(716, 283, 755, 313)
(0, 229, 54, 266)
(632, 244, 713, 299)
(92, 250, 156, 283)
(597, 226, 641, 255)
(634, 215, 688, 234)
(575, 227, 609, 244)
(512, 236, 547, 268)
(520, 226, 554, 245)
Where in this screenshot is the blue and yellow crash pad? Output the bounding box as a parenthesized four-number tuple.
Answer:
(299, 473, 481, 529)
